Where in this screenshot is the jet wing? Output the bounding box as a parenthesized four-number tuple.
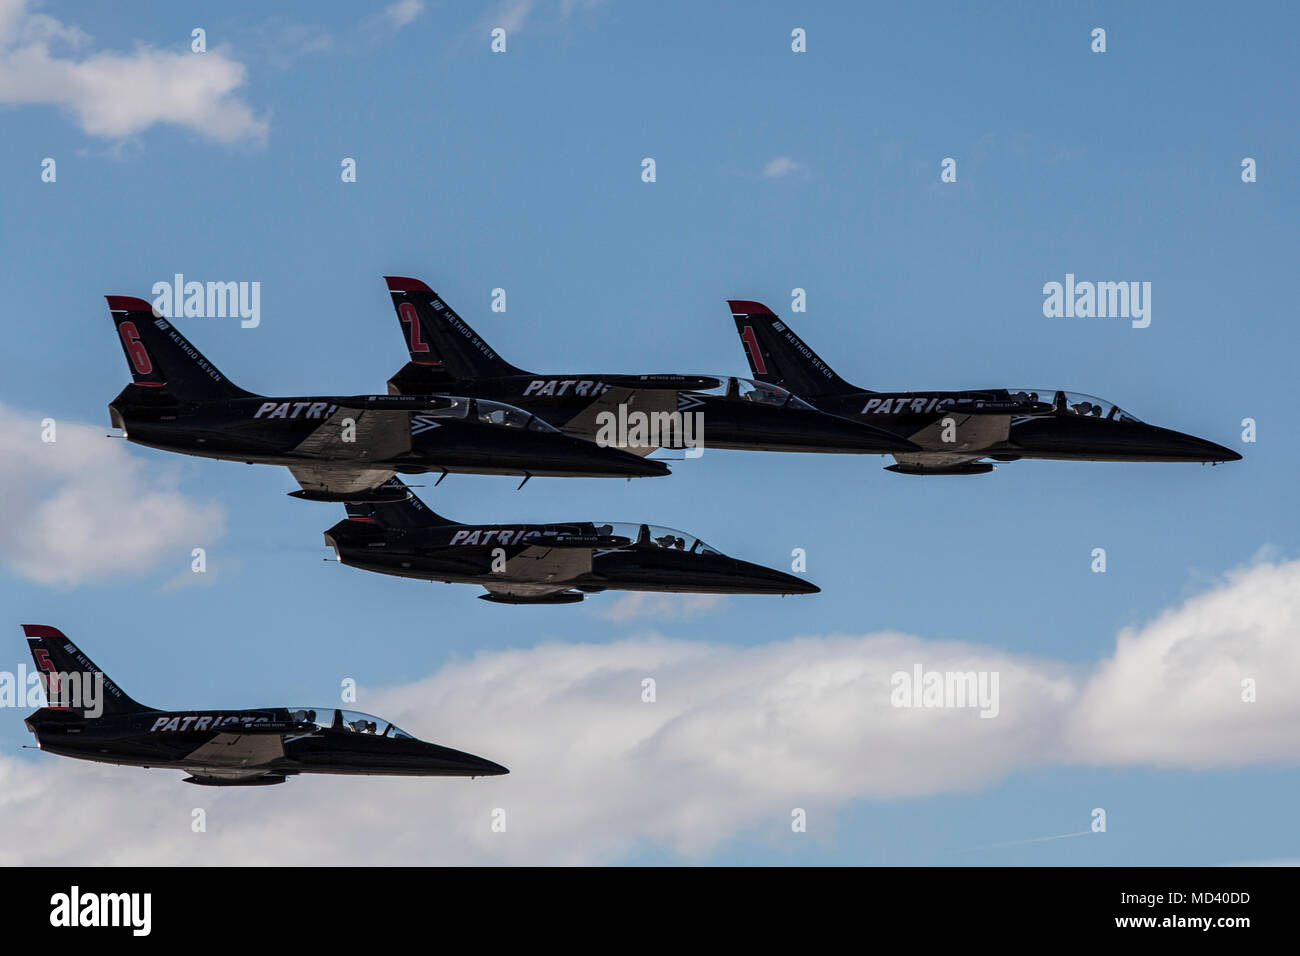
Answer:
(558, 387, 680, 456)
(291, 405, 412, 463)
(284, 405, 416, 499)
(505, 544, 594, 583)
(288, 464, 398, 500)
(184, 733, 285, 769)
(907, 413, 1010, 451)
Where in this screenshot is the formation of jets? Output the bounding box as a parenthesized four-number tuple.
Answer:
(383, 277, 917, 457)
(19, 277, 1240, 785)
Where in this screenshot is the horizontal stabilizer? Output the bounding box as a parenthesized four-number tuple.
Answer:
(601, 374, 722, 390)
(952, 399, 1054, 417)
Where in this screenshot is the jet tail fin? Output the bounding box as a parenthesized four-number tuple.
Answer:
(23, 625, 149, 717)
(106, 297, 253, 401)
(728, 300, 863, 398)
(344, 477, 456, 528)
(385, 277, 528, 381)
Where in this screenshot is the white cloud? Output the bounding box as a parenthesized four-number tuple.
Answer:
(1065, 559, 1300, 768)
(763, 156, 803, 179)
(0, 405, 224, 587)
(477, 0, 604, 40)
(0, 1, 267, 144)
(488, 0, 535, 35)
(2, 556, 1296, 864)
(596, 592, 728, 623)
(383, 0, 425, 29)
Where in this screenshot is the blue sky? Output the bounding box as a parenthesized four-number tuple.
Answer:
(0, 1, 1297, 865)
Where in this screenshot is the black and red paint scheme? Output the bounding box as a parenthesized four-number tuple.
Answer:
(325, 477, 818, 604)
(105, 295, 668, 501)
(383, 276, 918, 457)
(22, 625, 506, 786)
(728, 300, 1241, 475)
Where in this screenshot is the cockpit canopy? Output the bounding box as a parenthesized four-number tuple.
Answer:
(426, 397, 557, 432)
(589, 522, 722, 555)
(1008, 389, 1142, 423)
(690, 377, 817, 411)
(288, 708, 415, 739)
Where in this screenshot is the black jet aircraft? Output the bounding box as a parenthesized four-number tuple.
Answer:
(382, 277, 917, 457)
(728, 300, 1242, 475)
(105, 296, 666, 501)
(325, 477, 818, 604)
(21, 625, 506, 786)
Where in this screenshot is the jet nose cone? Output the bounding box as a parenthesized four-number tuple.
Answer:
(470, 756, 510, 776)
(625, 454, 672, 477)
(429, 743, 510, 776)
(583, 442, 672, 477)
(1209, 443, 1243, 462)
(1161, 429, 1243, 463)
(736, 560, 820, 594)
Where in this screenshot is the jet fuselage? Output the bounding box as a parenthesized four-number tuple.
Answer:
(25, 705, 506, 782)
(389, 372, 919, 455)
(805, 388, 1241, 464)
(325, 517, 818, 599)
(108, 386, 669, 479)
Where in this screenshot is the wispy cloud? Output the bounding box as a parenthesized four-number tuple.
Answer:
(0, 1, 267, 144)
(484, 0, 536, 36)
(474, 0, 605, 42)
(763, 156, 804, 179)
(382, 0, 426, 30)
